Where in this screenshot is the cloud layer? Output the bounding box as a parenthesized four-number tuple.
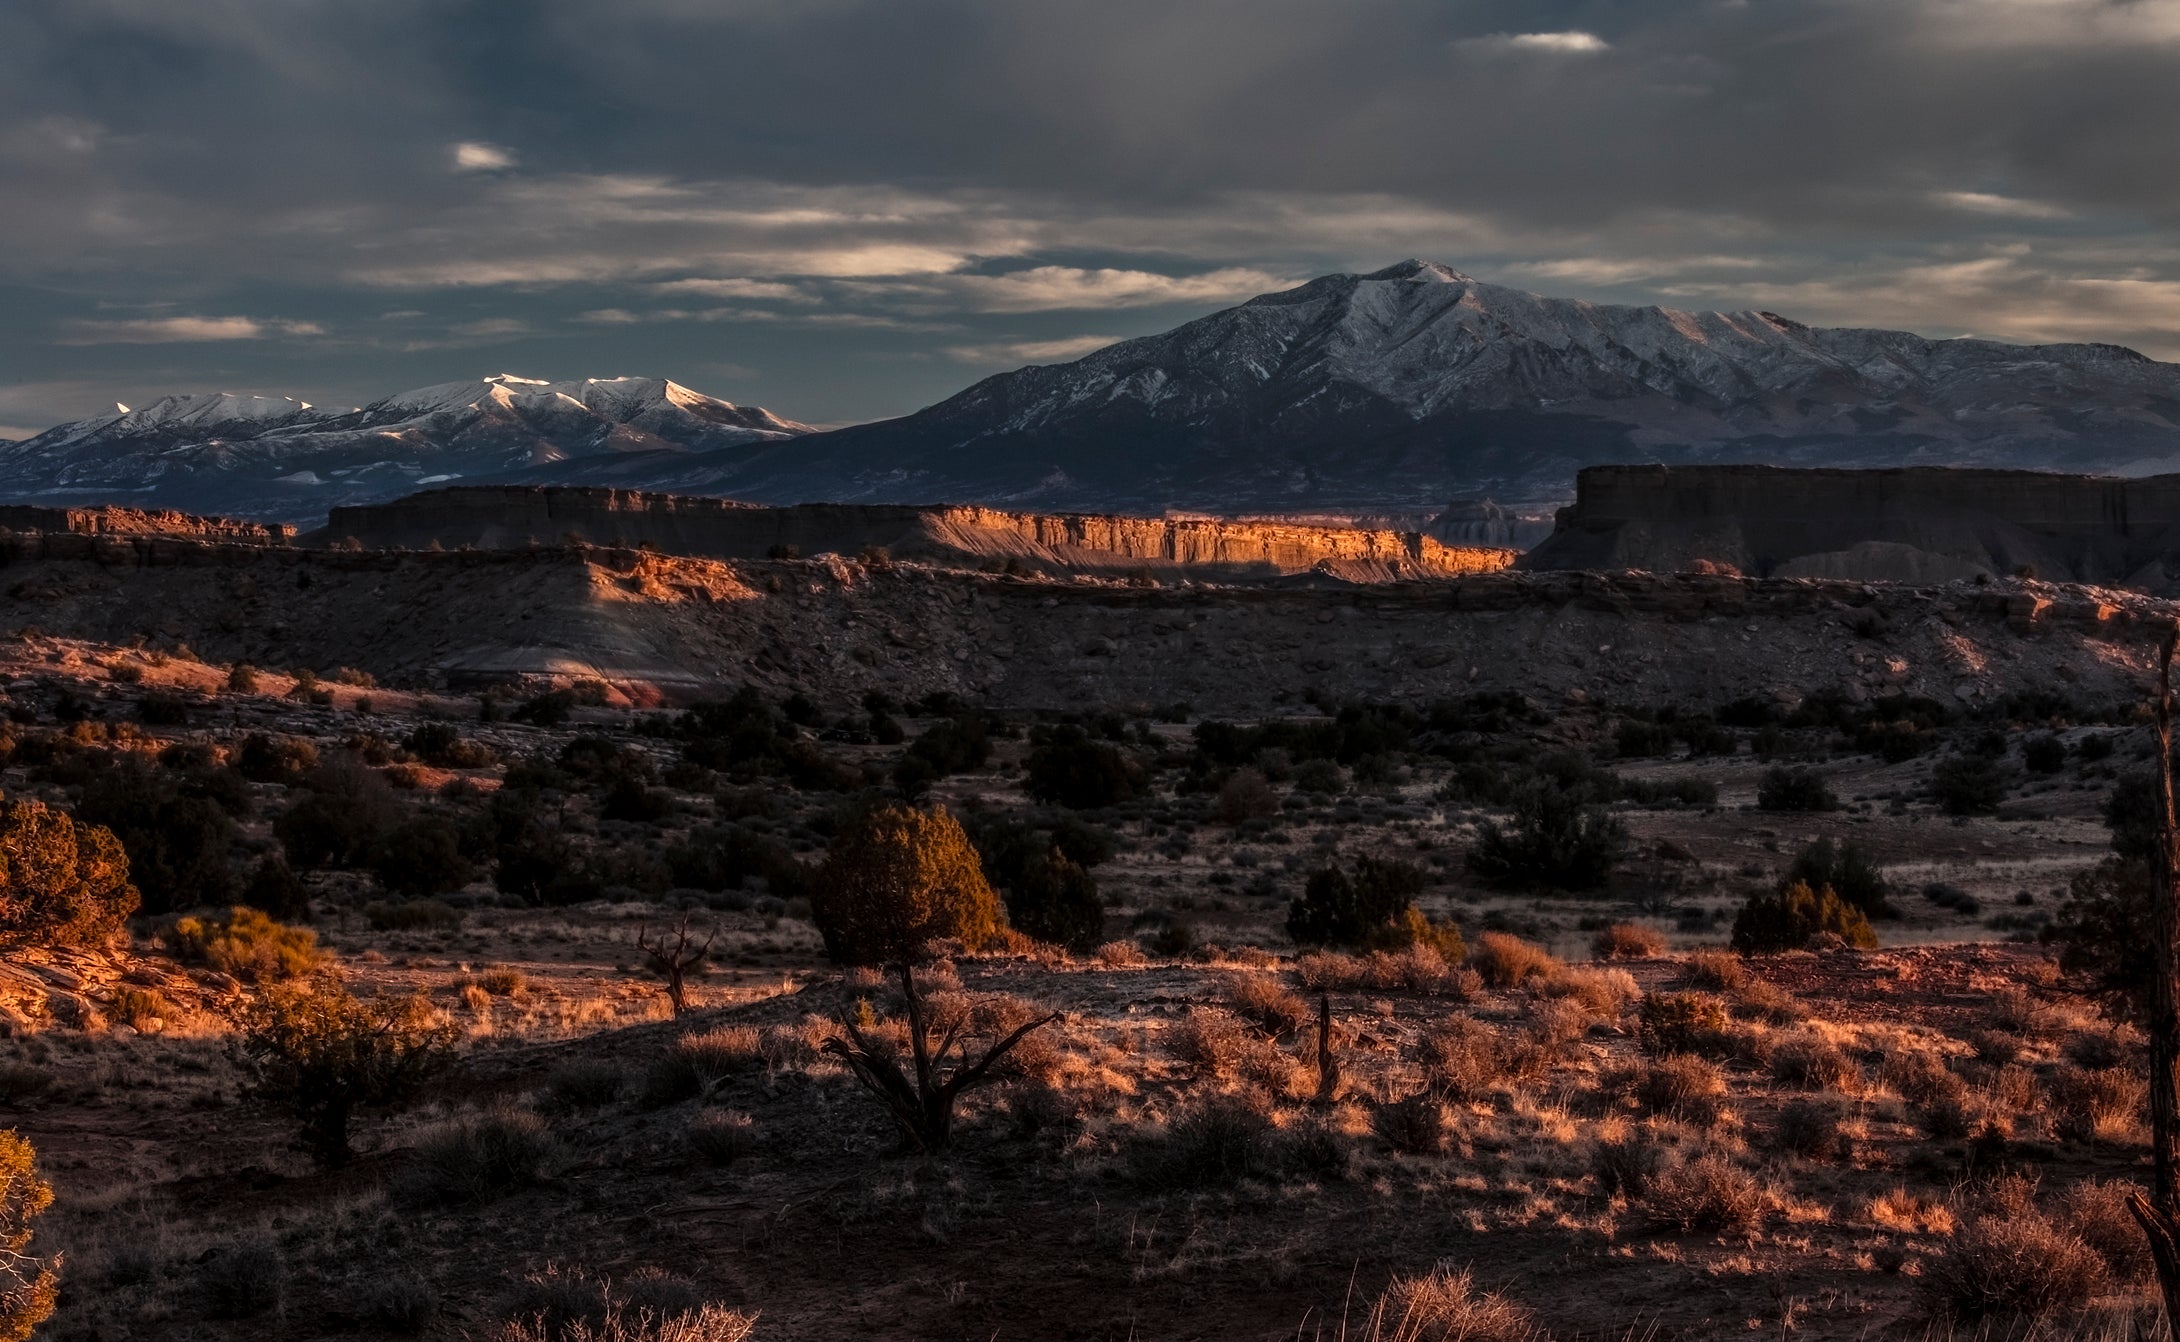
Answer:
(3, 0, 2179, 431)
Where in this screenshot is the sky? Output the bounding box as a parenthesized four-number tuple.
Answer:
(4, 0, 2180, 438)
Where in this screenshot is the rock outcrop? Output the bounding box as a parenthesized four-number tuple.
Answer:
(0, 505, 294, 545)
(1522, 464, 2180, 591)
(314, 486, 1516, 581)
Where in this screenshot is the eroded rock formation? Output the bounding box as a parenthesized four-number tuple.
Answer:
(1522, 464, 2180, 590)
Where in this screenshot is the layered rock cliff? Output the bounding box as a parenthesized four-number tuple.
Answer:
(1522, 464, 2180, 590)
(315, 486, 1515, 581)
(0, 505, 294, 545)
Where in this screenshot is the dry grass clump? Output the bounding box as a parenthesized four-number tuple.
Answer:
(1768, 1033, 1862, 1093)
(1373, 1092, 1453, 1156)
(1468, 933, 1561, 989)
(1635, 1055, 1727, 1124)
(1590, 1127, 1665, 1198)
(1635, 992, 1728, 1056)
(1360, 1263, 1547, 1342)
(1416, 1018, 1550, 1101)
(1166, 1007, 1288, 1087)
(1591, 922, 1664, 961)
(1927, 1196, 2106, 1319)
(687, 1109, 757, 1166)
(1224, 973, 1309, 1036)
(545, 1060, 624, 1110)
(1534, 965, 1637, 1022)
(395, 1108, 557, 1207)
(476, 968, 528, 997)
(1093, 940, 1145, 967)
(1879, 1049, 1968, 1108)
(1726, 977, 1808, 1025)
(1130, 1092, 1275, 1189)
(1680, 950, 1745, 992)
(1296, 947, 1477, 997)
(2049, 1066, 2146, 1144)
(1772, 1098, 1849, 1161)
(1984, 987, 2046, 1036)
(2058, 1179, 2152, 1285)
(674, 1027, 765, 1086)
(495, 1264, 755, 1342)
(108, 986, 171, 1031)
(1641, 1151, 1774, 1232)
(199, 1232, 286, 1319)
(1868, 1187, 1956, 1235)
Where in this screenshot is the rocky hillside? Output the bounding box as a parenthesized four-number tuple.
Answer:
(1523, 464, 2180, 590)
(0, 529, 2158, 713)
(315, 486, 1513, 582)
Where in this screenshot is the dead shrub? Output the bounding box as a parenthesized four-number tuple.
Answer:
(1417, 1018, 1547, 1101)
(1920, 1093, 1976, 1141)
(1167, 1007, 1255, 1077)
(1373, 1093, 1452, 1156)
(2058, 1178, 2152, 1285)
(1773, 1098, 1849, 1161)
(1276, 1114, 1360, 1182)
(1468, 932, 1561, 988)
(1641, 1152, 1772, 1233)
(1225, 974, 1309, 1036)
(2049, 1066, 2146, 1144)
(1984, 987, 2045, 1036)
(1869, 1187, 1955, 1235)
(1635, 1055, 1727, 1124)
(1592, 923, 1664, 961)
(687, 1109, 757, 1166)
(1130, 1093, 1275, 1189)
(1926, 1209, 2106, 1318)
(1769, 1034, 1862, 1093)
(1362, 1263, 1546, 1342)
(1728, 978, 1808, 1024)
(1526, 999, 1592, 1052)
(1093, 940, 1145, 967)
(545, 1061, 624, 1110)
(1681, 950, 1745, 992)
(1880, 1051, 1967, 1108)
(1297, 947, 1474, 996)
(1591, 1130, 1664, 1198)
(394, 1108, 557, 1207)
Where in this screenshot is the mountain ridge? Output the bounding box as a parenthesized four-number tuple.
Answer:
(10, 264, 2180, 521)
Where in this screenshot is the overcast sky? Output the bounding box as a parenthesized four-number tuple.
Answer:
(4, 0, 2179, 437)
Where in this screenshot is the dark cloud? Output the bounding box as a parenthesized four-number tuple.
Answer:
(3, 0, 2179, 430)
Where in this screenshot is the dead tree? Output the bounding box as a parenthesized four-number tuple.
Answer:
(823, 962, 1057, 1154)
(637, 917, 716, 1016)
(2130, 623, 2180, 1330)
(1313, 992, 1341, 1107)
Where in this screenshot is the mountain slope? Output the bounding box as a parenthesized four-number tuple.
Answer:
(0, 375, 809, 520)
(694, 261, 2180, 509)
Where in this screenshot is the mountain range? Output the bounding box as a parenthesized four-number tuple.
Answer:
(11, 260, 2180, 522)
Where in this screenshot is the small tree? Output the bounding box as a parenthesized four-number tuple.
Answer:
(1466, 785, 1628, 891)
(1022, 726, 1144, 809)
(1931, 753, 2008, 815)
(1730, 881, 1877, 953)
(1286, 857, 1451, 953)
(809, 805, 1007, 965)
(0, 797, 138, 949)
(0, 1131, 55, 1342)
(233, 981, 457, 1166)
(1785, 838, 1891, 917)
(1756, 766, 1837, 813)
(637, 916, 715, 1015)
(1000, 848, 1104, 952)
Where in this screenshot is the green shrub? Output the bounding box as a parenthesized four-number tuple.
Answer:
(809, 805, 1007, 964)
(1784, 839, 1890, 916)
(372, 817, 475, 898)
(1637, 991, 1728, 1055)
(234, 982, 457, 1166)
(241, 853, 311, 920)
(1023, 725, 1145, 809)
(1931, 753, 2009, 815)
(1756, 766, 1837, 812)
(170, 907, 321, 981)
(0, 797, 138, 950)
(1730, 881, 1877, 954)
(365, 899, 462, 932)
(0, 1130, 56, 1338)
(402, 723, 496, 769)
(1000, 848, 1105, 952)
(1286, 856, 1438, 950)
(75, 763, 235, 916)
(1465, 785, 1628, 891)
(2022, 734, 2067, 774)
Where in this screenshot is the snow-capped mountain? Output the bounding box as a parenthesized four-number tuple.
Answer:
(692, 260, 2180, 510)
(0, 375, 809, 520)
